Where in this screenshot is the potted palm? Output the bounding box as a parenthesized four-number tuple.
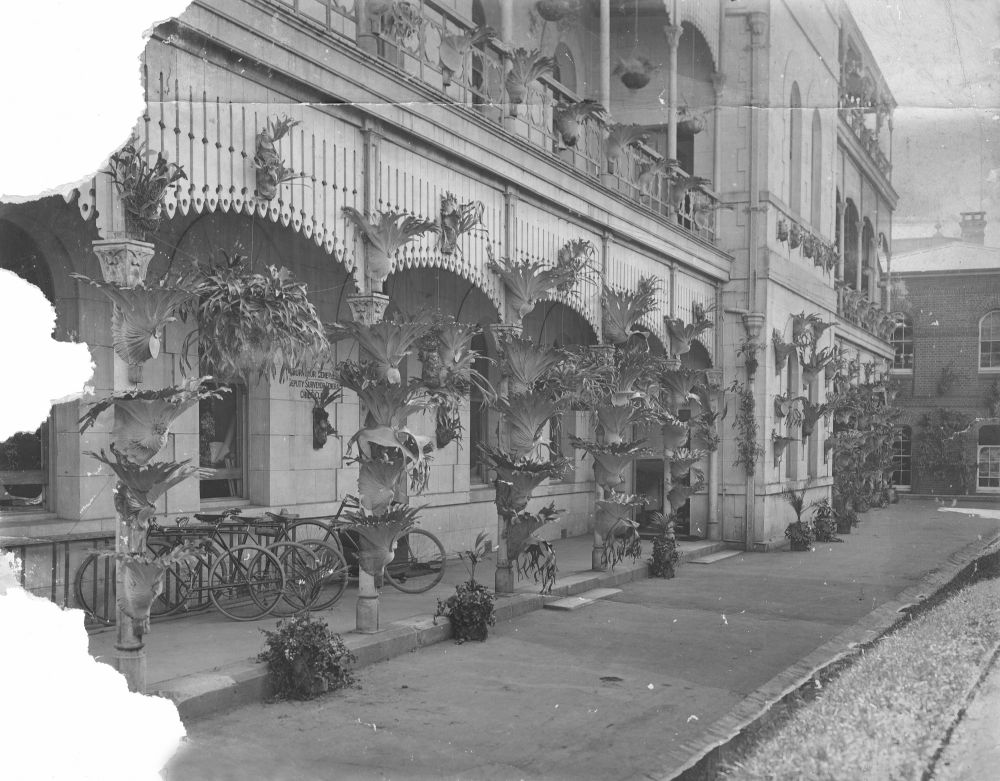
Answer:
(783, 488, 814, 551)
(342, 207, 438, 293)
(647, 511, 679, 578)
(505, 49, 554, 114)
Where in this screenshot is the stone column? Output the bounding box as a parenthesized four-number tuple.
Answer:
(664, 24, 683, 161)
(501, 0, 513, 44)
(600, 0, 611, 110)
(711, 71, 726, 185)
(836, 200, 846, 282)
(92, 237, 157, 693)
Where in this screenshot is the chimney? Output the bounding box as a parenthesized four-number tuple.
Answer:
(959, 211, 986, 245)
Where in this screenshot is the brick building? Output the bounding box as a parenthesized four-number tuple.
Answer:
(890, 212, 1000, 496)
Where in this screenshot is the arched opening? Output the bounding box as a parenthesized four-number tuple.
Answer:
(811, 110, 823, 229)
(981, 311, 1000, 370)
(553, 42, 577, 93)
(0, 220, 55, 303)
(861, 219, 875, 297)
(522, 299, 597, 348)
(789, 83, 802, 214)
(843, 199, 859, 288)
(385, 267, 501, 485)
(680, 339, 713, 370)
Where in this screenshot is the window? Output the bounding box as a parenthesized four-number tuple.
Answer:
(811, 110, 822, 228)
(891, 316, 913, 370)
(892, 426, 912, 489)
(978, 425, 1000, 492)
(789, 83, 802, 214)
(199, 383, 246, 500)
(980, 311, 1000, 370)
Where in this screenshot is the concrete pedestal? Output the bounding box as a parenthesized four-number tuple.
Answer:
(356, 570, 380, 633)
(495, 562, 514, 595)
(592, 532, 607, 571)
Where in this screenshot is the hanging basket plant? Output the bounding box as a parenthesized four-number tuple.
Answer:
(438, 26, 496, 87)
(776, 217, 789, 243)
(676, 106, 707, 135)
(613, 57, 658, 90)
(553, 99, 608, 148)
(496, 335, 563, 397)
(535, 0, 580, 22)
(305, 385, 342, 450)
(343, 504, 421, 577)
(329, 315, 431, 385)
(661, 415, 689, 450)
(802, 346, 835, 387)
(103, 545, 202, 638)
(601, 276, 659, 345)
(505, 48, 555, 109)
(507, 503, 562, 594)
(788, 222, 803, 250)
(594, 495, 644, 569)
(791, 312, 824, 342)
(105, 134, 187, 239)
(342, 207, 439, 291)
(771, 431, 796, 468)
(181, 256, 329, 384)
(800, 400, 828, 438)
(482, 446, 569, 516)
(253, 116, 302, 201)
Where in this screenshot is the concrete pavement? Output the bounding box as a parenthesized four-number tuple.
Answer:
(156, 498, 1000, 780)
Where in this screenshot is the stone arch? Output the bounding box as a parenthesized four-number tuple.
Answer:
(384, 266, 499, 328)
(0, 219, 56, 303)
(553, 42, 578, 93)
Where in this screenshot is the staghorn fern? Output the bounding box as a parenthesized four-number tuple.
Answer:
(602, 276, 659, 345)
(604, 124, 648, 170)
(487, 253, 578, 324)
(553, 99, 608, 147)
(439, 26, 496, 87)
(499, 392, 559, 457)
(664, 306, 714, 356)
(329, 316, 432, 385)
(497, 336, 563, 396)
(342, 207, 438, 286)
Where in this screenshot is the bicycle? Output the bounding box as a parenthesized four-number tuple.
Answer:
(277, 495, 447, 594)
(73, 514, 345, 624)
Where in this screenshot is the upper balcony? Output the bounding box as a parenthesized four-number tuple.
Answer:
(264, 0, 722, 245)
(837, 15, 896, 186)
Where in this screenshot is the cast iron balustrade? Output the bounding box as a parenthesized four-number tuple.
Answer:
(263, 0, 718, 245)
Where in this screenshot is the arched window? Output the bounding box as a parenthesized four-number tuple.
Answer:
(978, 424, 1000, 491)
(811, 110, 822, 228)
(553, 43, 576, 93)
(891, 315, 913, 370)
(789, 83, 802, 214)
(980, 311, 1000, 370)
(843, 200, 859, 289)
(892, 426, 912, 489)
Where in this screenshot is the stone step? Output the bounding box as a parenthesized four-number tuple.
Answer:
(544, 587, 622, 611)
(689, 550, 743, 565)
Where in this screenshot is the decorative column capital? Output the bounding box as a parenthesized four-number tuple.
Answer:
(747, 12, 768, 45)
(663, 24, 683, 50)
(92, 238, 155, 287)
(347, 292, 390, 325)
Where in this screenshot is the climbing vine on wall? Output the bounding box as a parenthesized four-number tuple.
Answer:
(729, 380, 763, 476)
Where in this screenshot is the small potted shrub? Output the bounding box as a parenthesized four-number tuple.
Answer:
(435, 532, 496, 643)
(783, 488, 814, 551)
(647, 511, 679, 579)
(811, 499, 842, 543)
(258, 614, 356, 700)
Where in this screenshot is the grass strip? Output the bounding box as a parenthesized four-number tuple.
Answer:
(720, 574, 1000, 780)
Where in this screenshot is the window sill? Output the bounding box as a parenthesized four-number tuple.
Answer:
(890, 368, 913, 375)
(199, 497, 252, 511)
(978, 367, 1000, 374)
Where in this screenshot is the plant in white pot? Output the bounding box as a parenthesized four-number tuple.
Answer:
(505, 49, 554, 114)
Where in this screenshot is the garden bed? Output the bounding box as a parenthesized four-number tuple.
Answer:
(719, 547, 1000, 779)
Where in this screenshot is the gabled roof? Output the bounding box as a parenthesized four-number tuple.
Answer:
(892, 242, 1000, 275)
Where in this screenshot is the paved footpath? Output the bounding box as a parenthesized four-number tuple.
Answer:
(159, 499, 1000, 781)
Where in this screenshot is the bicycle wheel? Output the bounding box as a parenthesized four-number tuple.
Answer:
(74, 552, 116, 625)
(74, 554, 201, 624)
(297, 539, 349, 611)
(267, 542, 321, 617)
(208, 545, 285, 621)
(383, 529, 446, 594)
(284, 519, 342, 550)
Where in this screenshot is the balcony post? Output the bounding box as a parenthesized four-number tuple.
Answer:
(501, 0, 513, 44)
(712, 71, 725, 187)
(664, 24, 683, 160)
(600, 0, 611, 109)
